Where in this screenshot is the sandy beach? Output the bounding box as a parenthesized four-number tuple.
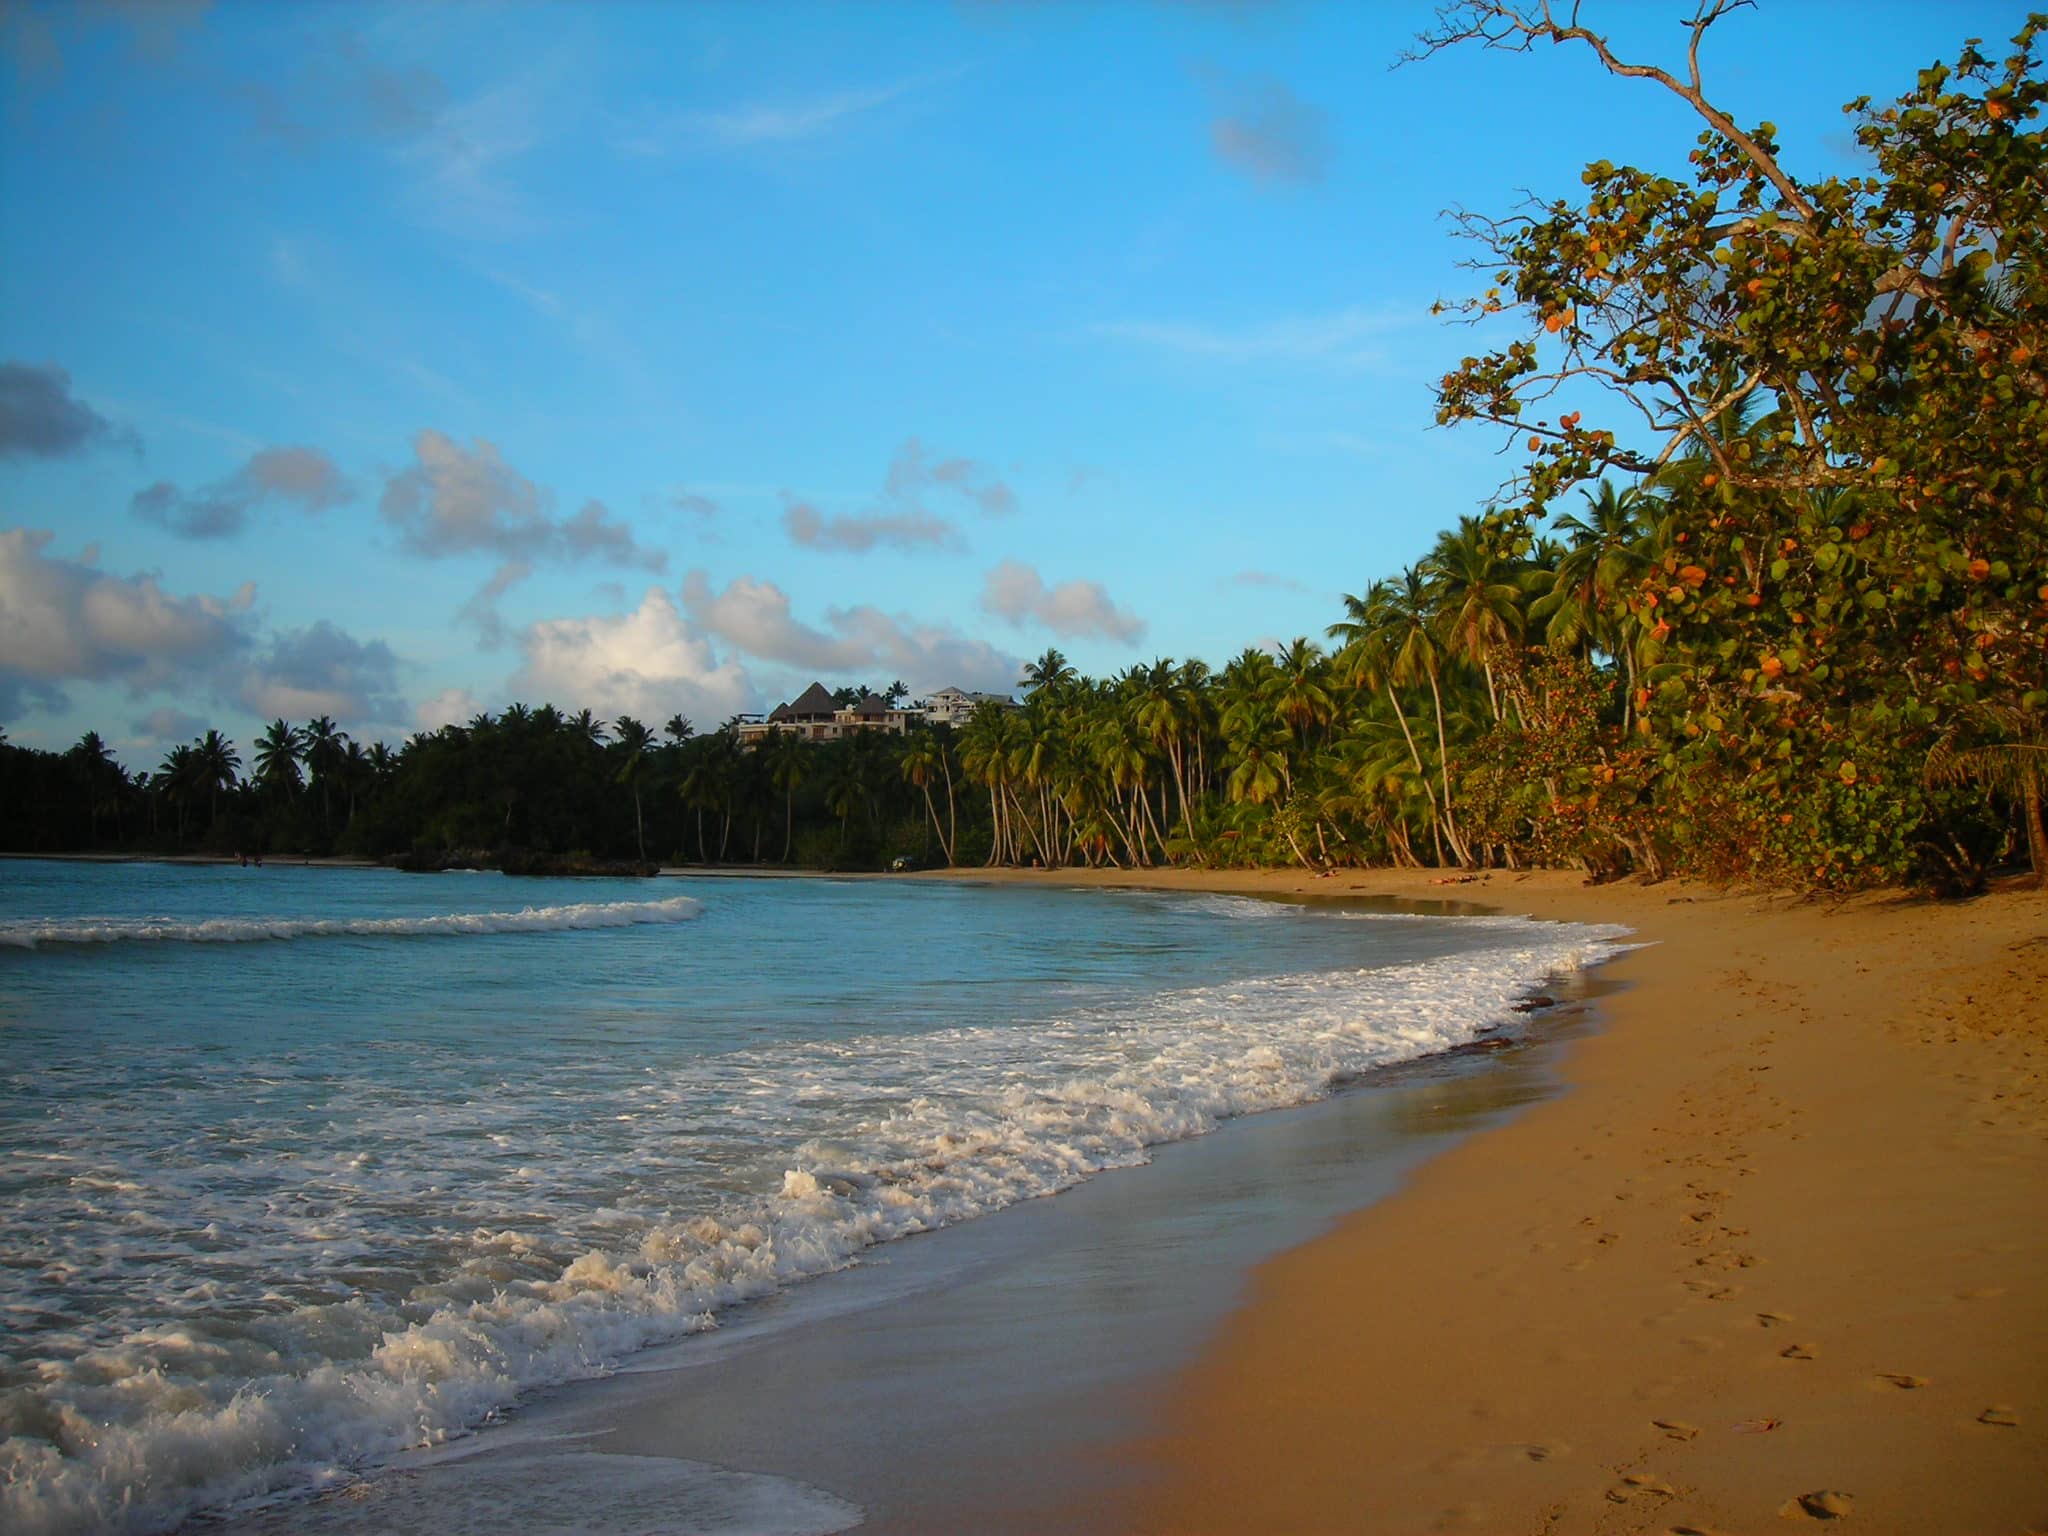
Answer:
(924, 867, 2046, 1534)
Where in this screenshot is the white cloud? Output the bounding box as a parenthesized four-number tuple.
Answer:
(0, 527, 252, 717)
(979, 559, 1145, 644)
(509, 586, 753, 725)
(682, 571, 1020, 695)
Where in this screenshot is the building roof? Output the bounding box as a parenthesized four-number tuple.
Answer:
(846, 692, 892, 717)
(781, 682, 838, 719)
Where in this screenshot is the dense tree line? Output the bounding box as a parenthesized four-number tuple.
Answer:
(3, 10, 2041, 891)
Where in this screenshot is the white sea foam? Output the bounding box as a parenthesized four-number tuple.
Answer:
(0, 895, 703, 950)
(0, 905, 1630, 1535)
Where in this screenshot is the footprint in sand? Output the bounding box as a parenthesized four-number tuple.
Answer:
(1606, 1473, 1677, 1503)
(1977, 1405, 2020, 1427)
(1668, 1526, 1733, 1536)
(1757, 1311, 1794, 1328)
(1523, 1441, 1569, 1462)
(1652, 1419, 1701, 1441)
(1780, 1490, 1854, 1520)
(1876, 1372, 1928, 1390)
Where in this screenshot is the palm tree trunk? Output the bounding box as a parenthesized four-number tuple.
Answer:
(782, 788, 795, 863)
(942, 763, 957, 866)
(920, 782, 949, 864)
(634, 786, 646, 864)
(1425, 667, 1470, 866)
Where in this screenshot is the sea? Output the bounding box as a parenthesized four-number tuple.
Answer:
(0, 860, 1630, 1534)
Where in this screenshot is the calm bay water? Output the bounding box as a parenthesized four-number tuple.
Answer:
(0, 861, 1627, 1534)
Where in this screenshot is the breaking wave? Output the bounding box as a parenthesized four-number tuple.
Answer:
(0, 895, 704, 950)
(0, 908, 1629, 1534)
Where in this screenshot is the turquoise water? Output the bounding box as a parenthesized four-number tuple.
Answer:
(0, 861, 1627, 1534)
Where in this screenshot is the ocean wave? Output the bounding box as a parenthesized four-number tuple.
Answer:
(0, 895, 704, 950)
(0, 913, 1630, 1534)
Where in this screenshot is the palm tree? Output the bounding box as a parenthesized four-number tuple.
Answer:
(336, 740, 372, 829)
(1362, 568, 1470, 865)
(193, 730, 241, 827)
(154, 743, 198, 842)
(255, 719, 306, 798)
(571, 708, 607, 747)
(1019, 648, 1076, 698)
(765, 730, 811, 863)
(303, 715, 347, 832)
(1270, 638, 1336, 744)
(899, 730, 954, 865)
(1423, 514, 1526, 722)
(69, 731, 119, 845)
(612, 715, 656, 863)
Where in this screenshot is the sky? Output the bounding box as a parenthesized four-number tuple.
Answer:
(0, 0, 2024, 766)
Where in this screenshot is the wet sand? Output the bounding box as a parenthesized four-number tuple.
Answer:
(948, 868, 2045, 1535)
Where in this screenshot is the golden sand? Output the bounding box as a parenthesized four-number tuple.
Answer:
(937, 867, 2047, 1535)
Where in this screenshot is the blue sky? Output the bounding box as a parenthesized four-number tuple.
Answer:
(0, 0, 2021, 764)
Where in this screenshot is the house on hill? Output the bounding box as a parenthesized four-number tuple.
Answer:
(734, 683, 922, 745)
(920, 686, 1017, 728)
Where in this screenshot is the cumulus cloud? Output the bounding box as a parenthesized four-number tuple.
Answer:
(681, 571, 1020, 695)
(1208, 76, 1331, 185)
(979, 559, 1146, 644)
(234, 620, 408, 727)
(0, 527, 252, 718)
(510, 586, 754, 725)
(381, 429, 553, 558)
(131, 445, 354, 539)
(783, 499, 958, 554)
(0, 360, 133, 459)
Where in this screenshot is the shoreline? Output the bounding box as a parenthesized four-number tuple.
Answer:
(939, 867, 2046, 1534)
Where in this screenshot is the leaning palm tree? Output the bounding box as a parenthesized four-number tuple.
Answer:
(898, 730, 956, 865)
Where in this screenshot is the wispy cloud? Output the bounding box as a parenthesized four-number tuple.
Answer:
(1091, 306, 1408, 368)
(618, 75, 940, 156)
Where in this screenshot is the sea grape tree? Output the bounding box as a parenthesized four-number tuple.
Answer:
(1414, 2, 2048, 885)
